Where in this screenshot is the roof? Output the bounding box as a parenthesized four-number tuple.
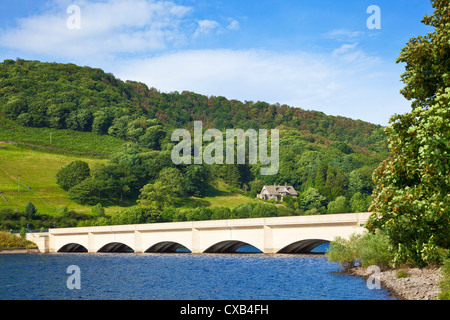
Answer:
(261, 184, 298, 196)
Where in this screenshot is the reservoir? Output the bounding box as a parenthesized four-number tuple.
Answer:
(0, 252, 394, 300)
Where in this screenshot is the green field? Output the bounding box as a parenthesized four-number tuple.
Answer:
(0, 115, 126, 157)
(0, 143, 258, 218)
(180, 180, 260, 209)
(0, 144, 111, 215)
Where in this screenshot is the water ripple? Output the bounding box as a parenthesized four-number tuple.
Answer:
(0, 253, 394, 300)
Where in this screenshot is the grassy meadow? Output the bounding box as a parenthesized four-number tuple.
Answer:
(0, 143, 259, 219)
(0, 144, 112, 215)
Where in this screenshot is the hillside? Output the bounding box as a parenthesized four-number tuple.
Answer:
(0, 59, 387, 152)
(0, 59, 389, 229)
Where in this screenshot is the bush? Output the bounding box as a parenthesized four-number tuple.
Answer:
(0, 231, 36, 249)
(326, 230, 394, 270)
(357, 229, 394, 269)
(439, 258, 450, 300)
(326, 233, 361, 270)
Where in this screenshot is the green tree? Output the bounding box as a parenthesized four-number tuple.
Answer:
(350, 192, 368, 213)
(368, 0, 450, 266)
(182, 165, 210, 197)
(3, 97, 27, 120)
(91, 203, 105, 218)
(327, 196, 349, 214)
(138, 167, 184, 210)
(24, 201, 37, 219)
(139, 125, 166, 150)
(298, 188, 327, 213)
(68, 178, 100, 205)
(56, 160, 91, 191)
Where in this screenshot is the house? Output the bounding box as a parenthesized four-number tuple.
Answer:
(257, 183, 298, 201)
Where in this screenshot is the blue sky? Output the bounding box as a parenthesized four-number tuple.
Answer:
(0, 0, 435, 125)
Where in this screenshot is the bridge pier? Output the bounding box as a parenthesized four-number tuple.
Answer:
(263, 225, 275, 254)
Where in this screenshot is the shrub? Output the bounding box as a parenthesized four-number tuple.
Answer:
(357, 229, 394, 269)
(326, 233, 362, 270)
(439, 258, 450, 300)
(326, 230, 394, 270)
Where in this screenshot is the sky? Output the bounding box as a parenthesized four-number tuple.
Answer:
(0, 0, 435, 126)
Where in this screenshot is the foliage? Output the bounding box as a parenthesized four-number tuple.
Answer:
(368, 0, 450, 267)
(439, 258, 450, 300)
(327, 196, 349, 214)
(298, 188, 327, 213)
(138, 167, 185, 210)
(326, 234, 361, 270)
(0, 58, 391, 228)
(24, 201, 37, 218)
(0, 231, 36, 249)
(56, 160, 90, 191)
(326, 230, 394, 270)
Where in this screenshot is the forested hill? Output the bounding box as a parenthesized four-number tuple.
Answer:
(0, 59, 386, 152)
(0, 58, 390, 219)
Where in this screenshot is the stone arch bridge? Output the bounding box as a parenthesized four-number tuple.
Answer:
(27, 213, 370, 254)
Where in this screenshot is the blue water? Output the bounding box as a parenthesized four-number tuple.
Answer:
(0, 253, 395, 300)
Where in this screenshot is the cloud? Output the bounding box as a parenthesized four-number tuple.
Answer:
(324, 29, 365, 42)
(226, 18, 240, 31)
(193, 20, 221, 38)
(193, 18, 240, 39)
(0, 0, 193, 61)
(0, 1, 408, 125)
(115, 47, 409, 125)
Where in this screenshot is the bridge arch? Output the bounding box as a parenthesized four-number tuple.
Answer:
(57, 243, 88, 253)
(145, 241, 191, 253)
(204, 240, 263, 254)
(277, 239, 330, 254)
(98, 242, 134, 253)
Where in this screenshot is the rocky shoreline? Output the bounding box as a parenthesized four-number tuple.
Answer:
(348, 266, 443, 300)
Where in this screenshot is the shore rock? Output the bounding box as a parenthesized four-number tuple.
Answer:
(349, 266, 443, 300)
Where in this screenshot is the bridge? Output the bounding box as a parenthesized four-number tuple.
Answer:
(27, 212, 371, 254)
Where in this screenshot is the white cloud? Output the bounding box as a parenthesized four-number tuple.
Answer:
(193, 20, 221, 39)
(324, 29, 365, 42)
(226, 18, 240, 31)
(115, 47, 410, 125)
(193, 18, 240, 39)
(0, 0, 192, 60)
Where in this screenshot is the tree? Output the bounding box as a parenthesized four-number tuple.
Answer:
(182, 165, 210, 197)
(298, 188, 327, 213)
(138, 167, 184, 210)
(91, 203, 105, 218)
(56, 160, 90, 191)
(68, 178, 100, 205)
(24, 201, 37, 219)
(327, 196, 349, 214)
(3, 97, 27, 120)
(350, 192, 367, 213)
(139, 125, 166, 150)
(368, 0, 450, 266)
